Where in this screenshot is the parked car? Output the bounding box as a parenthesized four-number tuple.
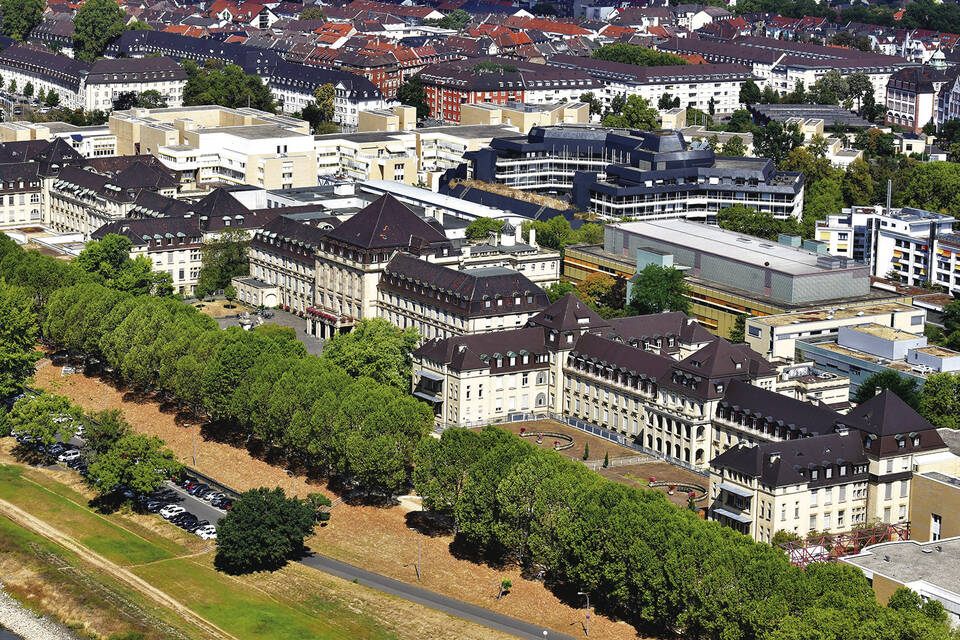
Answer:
(160, 505, 185, 518)
(196, 526, 217, 540)
(146, 501, 165, 512)
(179, 476, 197, 488)
(57, 449, 81, 463)
(188, 483, 209, 496)
(202, 491, 223, 502)
(188, 520, 209, 533)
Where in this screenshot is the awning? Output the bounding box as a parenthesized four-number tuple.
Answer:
(416, 370, 443, 382)
(713, 508, 752, 524)
(717, 482, 753, 498)
(413, 391, 442, 403)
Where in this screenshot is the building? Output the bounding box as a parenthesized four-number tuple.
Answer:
(710, 390, 948, 541)
(419, 58, 603, 123)
(459, 223, 561, 286)
(467, 127, 805, 222)
(606, 220, 882, 337)
(775, 362, 851, 412)
(563, 243, 636, 283)
(109, 106, 317, 190)
(0, 121, 117, 159)
(886, 65, 960, 133)
(0, 45, 186, 111)
(314, 130, 418, 184)
(309, 193, 457, 338)
(842, 537, 960, 625)
(243, 215, 328, 314)
(796, 322, 960, 393)
(815, 206, 960, 295)
(377, 253, 549, 340)
(91, 217, 203, 294)
(459, 101, 589, 133)
(744, 302, 925, 363)
(546, 56, 759, 115)
(0, 163, 42, 230)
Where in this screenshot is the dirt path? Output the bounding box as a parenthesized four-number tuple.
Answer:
(0, 498, 237, 640)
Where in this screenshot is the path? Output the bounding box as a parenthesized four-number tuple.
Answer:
(298, 553, 579, 640)
(0, 498, 237, 640)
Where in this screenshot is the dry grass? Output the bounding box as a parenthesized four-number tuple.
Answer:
(34, 363, 651, 640)
(599, 461, 710, 510)
(192, 299, 251, 318)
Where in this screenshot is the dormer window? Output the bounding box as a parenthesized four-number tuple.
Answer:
(864, 438, 872, 449)
(811, 470, 818, 480)
(898, 439, 905, 449)
(913, 436, 921, 446)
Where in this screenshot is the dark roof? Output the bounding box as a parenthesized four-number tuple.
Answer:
(192, 187, 251, 218)
(606, 311, 715, 346)
(844, 390, 936, 437)
(720, 379, 841, 436)
(414, 326, 551, 372)
(0, 162, 40, 183)
(0, 140, 52, 164)
(325, 194, 448, 249)
(711, 431, 868, 488)
(113, 161, 178, 191)
(131, 190, 194, 217)
(677, 339, 776, 381)
(86, 154, 173, 177)
(0, 44, 91, 84)
(528, 293, 610, 333)
(86, 56, 188, 84)
(547, 55, 757, 84)
(570, 331, 675, 383)
(35, 138, 85, 175)
(92, 217, 202, 246)
(257, 214, 330, 247)
(383, 252, 548, 315)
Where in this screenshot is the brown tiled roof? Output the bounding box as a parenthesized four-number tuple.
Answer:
(324, 194, 447, 249)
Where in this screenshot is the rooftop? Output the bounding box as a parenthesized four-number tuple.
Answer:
(611, 220, 860, 276)
(751, 302, 919, 328)
(841, 537, 960, 597)
(847, 322, 921, 342)
(751, 104, 876, 128)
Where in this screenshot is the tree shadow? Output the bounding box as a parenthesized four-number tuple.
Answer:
(404, 510, 455, 538)
(88, 491, 126, 515)
(10, 443, 53, 467)
(447, 533, 510, 570)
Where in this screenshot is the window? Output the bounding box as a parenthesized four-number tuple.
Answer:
(810, 489, 818, 506)
(899, 505, 906, 521)
(837, 510, 845, 528)
(884, 483, 892, 500)
(838, 485, 846, 502)
(900, 481, 908, 498)
(809, 514, 817, 531)
(932, 514, 942, 541)
(883, 507, 891, 523)
(886, 459, 894, 473)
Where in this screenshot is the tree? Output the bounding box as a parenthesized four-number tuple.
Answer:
(81, 409, 131, 456)
(530, 2, 557, 15)
(627, 264, 689, 315)
(918, 373, 960, 430)
(771, 530, 801, 546)
(37, 88, 44, 103)
(299, 5, 326, 20)
(719, 135, 747, 157)
(413, 428, 484, 516)
(214, 487, 316, 574)
(658, 93, 681, 110)
(726, 109, 754, 133)
(729, 314, 748, 343)
(847, 73, 873, 112)
(22, 82, 32, 98)
(602, 451, 609, 468)
(544, 281, 576, 303)
(195, 228, 250, 298)
(305, 492, 332, 522)
(75, 234, 171, 296)
(88, 433, 182, 495)
(801, 177, 844, 238)
(1, 0, 44, 41)
(582, 441, 589, 461)
(465, 217, 505, 241)
(498, 578, 512, 599)
(754, 121, 804, 166)
(313, 83, 335, 123)
(900, 162, 960, 217)
(223, 284, 237, 304)
(592, 44, 688, 67)
(842, 157, 874, 206)
(45, 91, 60, 107)
(73, 0, 127, 61)
(0, 280, 40, 398)
(397, 75, 430, 120)
(136, 90, 166, 109)
(423, 8, 470, 29)
(602, 95, 659, 130)
(576, 273, 617, 308)
(852, 371, 921, 410)
(579, 92, 603, 117)
(717, 204, 797, 240)
(739, 79, 761, 105)
(182, 60, 275, 113)
(321, 318, 420, 390)
(7, 393, 83, 446)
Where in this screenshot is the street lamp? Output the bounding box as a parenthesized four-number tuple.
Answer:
(578, 591, 590, 637)
(284, 470, 296, 498)
(407, 526, 421, 580)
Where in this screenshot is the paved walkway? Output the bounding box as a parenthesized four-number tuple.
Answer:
(216, 309, 324, 356)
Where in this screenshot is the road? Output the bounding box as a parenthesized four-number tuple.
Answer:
(47, 446, 581, 640)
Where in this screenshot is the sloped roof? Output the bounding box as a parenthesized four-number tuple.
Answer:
(192, 187, 251, 218)
(414, 326, 551, 371)
(114, 161, 178, 190)
(606, 311, 714, 346)
(844, 390, 935, 437)
(720, 379, 841, 437)
(528, 293, 610, 333)
(325, 193, 447, 249)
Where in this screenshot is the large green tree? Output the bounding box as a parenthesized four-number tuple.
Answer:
(73, 0, 127, 61)
(919, 373, 960, 430)
(182, 60, 275, 113)
(195, 228, 250, 299)
(592, 44, 687, 67)
(754, 121, 804, 167)
(88, 432, 182, 495)
(465, 217, 505, 241)
(312, 83, 335, 122)
(739, 79, 761, 106)
(602, 95, 659, 130)
(900, 162, 960, 217)
(75, 234, 172, 296)
(320, 318, 420, 390)
(81, 409, 131, 456)
(852, 371, 921, 410)
(719, 135, 747, 157)
(1, 0, 43, 40)
(397, 75, 430, 120)
(842, 157, 875, 207)
(717, 204, 798, 240)
(215, 487, 316, 573)
(0, 279, 40, 398)
(627, 264, 689, 315)
(413, 428, 484, 517)
(7, 393, 83, 446)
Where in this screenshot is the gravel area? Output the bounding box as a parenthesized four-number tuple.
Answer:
(0, 590, 76, 640)
(216, 309, 324, 356)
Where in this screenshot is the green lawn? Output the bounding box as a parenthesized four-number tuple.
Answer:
(0, 464, 187, 565)
(133, 557, 397, 640)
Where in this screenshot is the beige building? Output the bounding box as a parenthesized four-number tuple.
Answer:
(109, 106, 316, 190)
(246, 216, 328, 315)
(0, 121, 117, 158)
(357, 105, 417, 133)
(459, 101, 588, 134)
(314, 130, 419, 184)
(745, 302, 926, 362)
(775, 362, 851, 412)
(461, 225, 561, 287)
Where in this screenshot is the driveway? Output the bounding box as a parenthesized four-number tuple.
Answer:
(216, 309, 324, 356)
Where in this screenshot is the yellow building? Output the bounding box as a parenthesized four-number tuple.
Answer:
(357, 105, 417, 132)
(459, 101, 588, 134)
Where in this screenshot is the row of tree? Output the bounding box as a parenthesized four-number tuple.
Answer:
(2, 0, 129, 60)
(414, 426, 953, 640)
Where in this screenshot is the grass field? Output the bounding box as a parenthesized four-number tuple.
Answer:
(0, 457, 518, 640)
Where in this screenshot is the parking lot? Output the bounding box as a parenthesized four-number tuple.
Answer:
(11, 428, 229, 542)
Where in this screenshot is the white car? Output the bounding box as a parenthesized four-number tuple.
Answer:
(203, 491, 224, 502)
(57, 449, 81, 463)
(160, 505, 185, 519)
(196, 527, 217, 540)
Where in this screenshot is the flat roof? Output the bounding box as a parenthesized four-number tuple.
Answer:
(565, 243, 636, 267)
(799, 338, 921, 374)
(751, 302, 919, 328)
(611, 220, 860, 276)
(914, 345, 960, 358)
(415, 123, 518, 138)
(846, 322, 920, 342)
(842, 537, 960, 596)
(197, 124, 309, 140)
(360, 180, 525, 219)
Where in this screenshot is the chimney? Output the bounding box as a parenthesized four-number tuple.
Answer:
(529, 226, 537, 248)
(768, 452, 781, 464)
